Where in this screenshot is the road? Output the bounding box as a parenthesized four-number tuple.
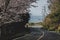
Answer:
(28, 25, 43, 28)
(13, 28, 44, 40)
(13, 28, 60, 40)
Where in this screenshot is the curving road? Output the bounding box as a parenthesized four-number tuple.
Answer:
(13, 28, 60, 40)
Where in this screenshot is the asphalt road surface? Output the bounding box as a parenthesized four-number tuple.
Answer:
(13, 28, 60, 40)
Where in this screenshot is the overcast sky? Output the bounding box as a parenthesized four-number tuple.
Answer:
(29, 0, 49, 16)
(29, 0, 49, 23)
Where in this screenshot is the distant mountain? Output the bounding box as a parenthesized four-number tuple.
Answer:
(29, 16, 44, 23)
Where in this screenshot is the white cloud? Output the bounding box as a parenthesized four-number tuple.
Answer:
(29, 0, 49, 22)
(29, 0, 49, 16)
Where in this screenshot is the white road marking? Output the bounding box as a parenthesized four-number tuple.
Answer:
(37, 31, 44, 40)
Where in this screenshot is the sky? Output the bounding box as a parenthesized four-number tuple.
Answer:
(29, 0, 49, 23)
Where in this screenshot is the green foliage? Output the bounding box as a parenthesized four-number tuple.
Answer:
(42, 0, 60, 32)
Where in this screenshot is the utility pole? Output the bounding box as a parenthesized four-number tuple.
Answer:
(42, 6, 47, 21)
(43, 6, 47, 19)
